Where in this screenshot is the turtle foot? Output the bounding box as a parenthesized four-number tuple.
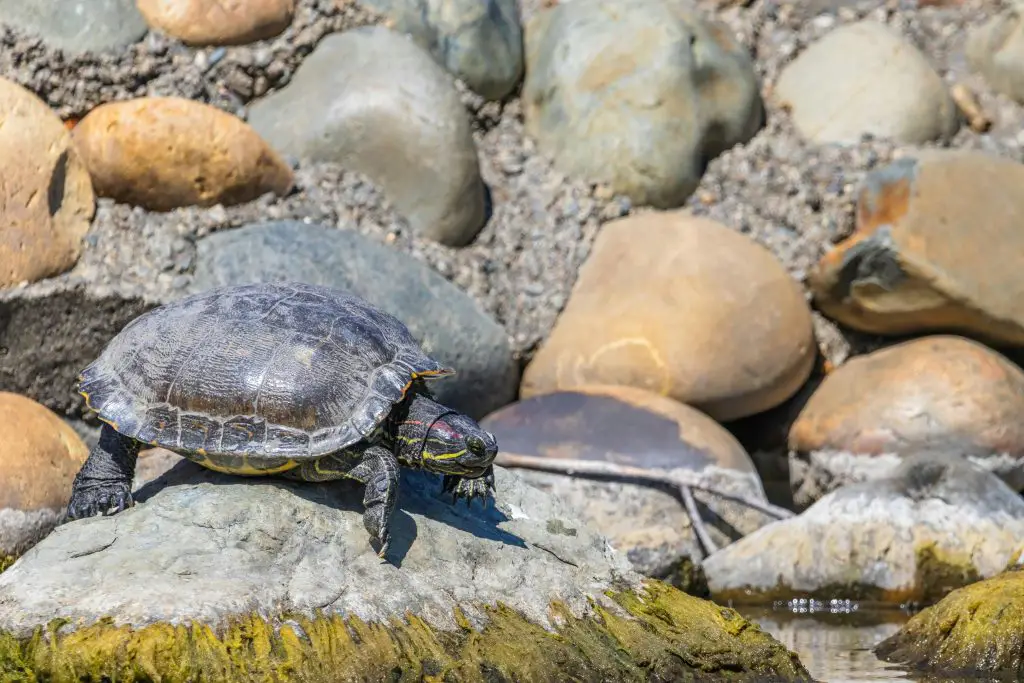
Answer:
(443, 466, 495, 505)
(66, 484, 134, 521)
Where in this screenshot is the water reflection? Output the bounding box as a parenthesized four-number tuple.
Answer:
(733, 601, 1000, 683)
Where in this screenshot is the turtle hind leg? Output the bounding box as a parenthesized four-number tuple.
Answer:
(65, 422, 141, 521)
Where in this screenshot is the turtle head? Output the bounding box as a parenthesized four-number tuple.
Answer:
(392, 394, 498, 478)
(419, 412, 498, 477)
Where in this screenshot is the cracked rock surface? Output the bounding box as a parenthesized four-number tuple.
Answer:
(0, 461, 631, 636)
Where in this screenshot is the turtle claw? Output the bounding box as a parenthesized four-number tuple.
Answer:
(66, 485, 134, 521)
(443, 467, 495, 506)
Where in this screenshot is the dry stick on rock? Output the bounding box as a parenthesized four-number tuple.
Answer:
(951, 83, 992, 133)
(497, 453, 794, 557)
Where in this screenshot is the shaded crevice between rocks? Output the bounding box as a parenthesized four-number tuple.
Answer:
(0, 582, 812, 683)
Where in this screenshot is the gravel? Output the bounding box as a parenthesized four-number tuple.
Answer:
(2, 0, 1021, 371)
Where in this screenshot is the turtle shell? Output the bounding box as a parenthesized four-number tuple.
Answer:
(78, 282, 453, 469)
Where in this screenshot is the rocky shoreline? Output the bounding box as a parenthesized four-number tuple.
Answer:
(5, 0, 1024, 678)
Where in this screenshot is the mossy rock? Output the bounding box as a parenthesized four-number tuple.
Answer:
(0, 581, 808, 682)
(875, 568, 1024, 678)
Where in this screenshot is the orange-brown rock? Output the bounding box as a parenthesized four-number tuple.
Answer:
(0, 392, 88, 512)
(0, 76, 94, 287)
(810, 150, 1024, 345)
(790, 335, 1024, 459)
(137, 0, 295, 46)
(480, 384, 769, 586)
(72, 97, 294, 212)
(521, 211, 816, 421)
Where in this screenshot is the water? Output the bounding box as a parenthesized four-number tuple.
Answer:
(734, 602, 999, 683)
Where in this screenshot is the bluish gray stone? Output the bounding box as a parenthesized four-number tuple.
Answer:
(247, 26, 487, 247)
(360, 0, 523, 100)
(0, 0, 147, 54)
(189, 220, 518, 419)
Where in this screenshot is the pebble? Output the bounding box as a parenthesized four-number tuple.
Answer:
(0, 392, 88, 559)
(247, 26, 487, 247)
(810, 150, 1024, 346)
(523, 0, 763, 209)
(521, 211, 816, 422)
(0, 76, 94, 287)
(774, 20, 959, 145)
(788, 335, 1024, 507)
(481, 384, 771, 589)
(189, 220, 519, 419)
(966, 7, 1024, 104)
(0, 0, 147, 55)
(136, 0, 295, 46)
(72, 96, 294, 211)
(703, 452, 1024, 606)
(361, 0, 523, 100)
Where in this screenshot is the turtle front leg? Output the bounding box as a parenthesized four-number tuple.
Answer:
(443, 465, 495, 505)
(65, 423, 141, 521)
(348, 445, 400, 558)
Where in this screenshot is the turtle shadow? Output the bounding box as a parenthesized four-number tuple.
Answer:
(135, 460, 527, 566)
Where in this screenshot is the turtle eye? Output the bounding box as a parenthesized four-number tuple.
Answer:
(467, 435, 486, 456)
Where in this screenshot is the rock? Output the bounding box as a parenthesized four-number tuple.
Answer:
(809, 151, 1024, 345)
(521, 211, 816, 422)
(480, 384, 772, 593)
(702, 452, 1024, 606)
(134, 448, 183, 489)
(0, 392, 89, 562)
(0, 280, 157, 417)
(966, 8, 1024, 104)
(788, 336, 1024, 507)
(523, 0, 763, 209)
(361, 0, 522, 100)
(773, 21, 958, 145)
(0, 76, 94, 287)
(0, 461, 811, 681)
(248, 26, 486, 247)
(72, 96, 294, 212)
(0, 0, 147, 55)
(874, 568, 1024, 678)
(136, 0, 295, 46)
(190, 221, 518, 419)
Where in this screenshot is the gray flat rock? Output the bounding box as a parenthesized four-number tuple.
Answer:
(189, 221, 518, 419)
(0, 0, 147, 55)
(0, 461, 630, 637)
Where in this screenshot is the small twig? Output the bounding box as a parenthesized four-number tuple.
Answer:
(951, 83, 992, 133)
(497, 453, 794, 520)
(680, 485, 719, 556)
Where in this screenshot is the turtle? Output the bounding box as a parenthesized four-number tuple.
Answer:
(64, 281, 499, 557)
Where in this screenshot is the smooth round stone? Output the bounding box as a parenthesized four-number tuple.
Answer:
(72, 97, 294, 212)
(247, 26, 486, 247)
(360, 0, 522, 100)
(967, 8, 1024, 104)
(137, 0, 295, 46)
(0, 76, 94, 287)
(523, 0, 763, 209)
(189, 220, 518, 419)
(0, 392, 89, 558)
(481, 384, 770, 584)
(774, 21, 958, 145)
(788, 335, 1024, 505)
(810, 150, 1024, 346)
(0, 0, 147, 55)
(521, 211, 816, 422)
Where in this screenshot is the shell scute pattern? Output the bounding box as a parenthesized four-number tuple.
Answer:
(78, 282, 452, 466)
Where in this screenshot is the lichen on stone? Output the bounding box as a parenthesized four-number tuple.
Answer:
(0, 581, 810, 682)
(875, 569, 1024, 678)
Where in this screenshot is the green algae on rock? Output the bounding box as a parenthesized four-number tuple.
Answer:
(0, 582, 809, 682)
(0, 461, 810, 681)
(874, 568, 1024, 678)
